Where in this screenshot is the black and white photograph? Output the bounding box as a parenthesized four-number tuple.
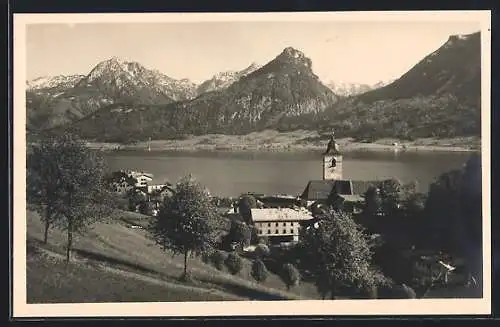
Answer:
(13, 11, 491, 317)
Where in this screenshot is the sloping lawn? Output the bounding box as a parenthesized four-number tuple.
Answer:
(26, 210, 319, 302)
(27, 247, 241, 303)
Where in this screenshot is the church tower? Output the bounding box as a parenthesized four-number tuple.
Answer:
(323, 154, 343, 180)
(322, 132, 343, 180)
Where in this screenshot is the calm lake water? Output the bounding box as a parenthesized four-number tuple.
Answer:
(103, 150, 473, 197)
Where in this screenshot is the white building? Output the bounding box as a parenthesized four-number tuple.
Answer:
(250, 207, 314, 244)
(126, 171, 154, 187)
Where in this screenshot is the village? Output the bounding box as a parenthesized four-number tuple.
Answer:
(107, 138, 372, 245)
(104, 136, 468, 294)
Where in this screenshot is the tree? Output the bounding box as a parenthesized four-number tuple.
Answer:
(151, 175, 222, 279)
(363, 185, 382, 217)
(29, 133, 114, 261)
(224, 252, 243, 275)
(458, 153, 483, 291)
(211, 250, 227, 271)
(423, 169, 464, 253)
(227, 220, 252, 249)
(297, 209, 379, 299)
(251, 259, 269, 283)
(238, 194, 257, 225)
(281, 263, 300, 290)
(126, 188, 146, 211)
(378, 178, 403, 217)
(254, 243, 271, 259)
(27, 137, 63, 244)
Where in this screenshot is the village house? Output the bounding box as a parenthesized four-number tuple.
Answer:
(124, 170, 154, 187)
(250, 207, 314, 244)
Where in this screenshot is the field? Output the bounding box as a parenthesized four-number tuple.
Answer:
(85, 130, 481, 153)
(26, 210, 321, 303)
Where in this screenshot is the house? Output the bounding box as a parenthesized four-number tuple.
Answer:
(300, 179, 380, 213)
(124, 170, 154, 187)
(250, 207, 314, 244)
(106, 170, 137, 195)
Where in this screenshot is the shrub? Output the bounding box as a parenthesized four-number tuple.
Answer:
(251, 259, 268, 283)
(281, 263, 301, 290)
(224, 253, 243, 275)
(211, 250, 227, 271)
(201, 250, 213, 264)
(254, 244, 271, 259)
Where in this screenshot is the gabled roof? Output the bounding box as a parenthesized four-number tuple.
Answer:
(300, 180, 336, 201)
(251, 208, 313, 222)
(301, 179, 383, 201)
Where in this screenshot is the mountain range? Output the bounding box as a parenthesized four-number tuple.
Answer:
(325, 81, 393, 97)
(27, 31, 481, 142)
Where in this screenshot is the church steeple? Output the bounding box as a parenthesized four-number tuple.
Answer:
(322, 132, 343, 180)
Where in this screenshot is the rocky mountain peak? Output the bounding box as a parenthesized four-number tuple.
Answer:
(275, 47, 312, 69)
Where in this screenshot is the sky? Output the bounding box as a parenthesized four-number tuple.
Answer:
(26, 20, 480, 85)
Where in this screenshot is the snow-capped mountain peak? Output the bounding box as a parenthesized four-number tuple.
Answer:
(26, 74, 85, 91)
(326, 80, 392, 97)
(196, 62, 262, 94)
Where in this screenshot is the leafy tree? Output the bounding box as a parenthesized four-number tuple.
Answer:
(27, 137, 63, 244)
(151, 175, 222, 279)
(28, 133, 114, 261)
(297, 209, 379, 299)
(458, 153, 483, 289)
(251, 259, 269, 283)
(363, 185, 382, 217)
(254, 243, 271, 259)
(281, 263, 301, 290)
(238, 194, 257, 224)
(378, 178, 403, 217)
(423, 169, 464, 253)
(211, 250, 227, 271)
(127, 188, 146, 211)
(227, 220, 252, 249)
(224, 252, 243, 275)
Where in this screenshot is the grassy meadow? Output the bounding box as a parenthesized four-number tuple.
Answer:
(26, 210, 320, 303)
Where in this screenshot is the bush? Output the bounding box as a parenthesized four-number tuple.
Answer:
(281, 263, 301, 290)
(224, 253, 243, 275)
(211, 250, 227, 271)
(201, 250, 213, 264)
(254, 244, 271, 259)
(251, 259, 268, 283)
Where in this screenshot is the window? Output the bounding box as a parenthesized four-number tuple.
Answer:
(290, 229, 294, 234)
(275, 230, 279, 234)
(268, 223, 271, 227)
(283, 222, 286, 226)
(267, 230, 271, 234)
(283, 230, 286, 234)
(291, 222, 294, 226)
(275, 222, 278, 227)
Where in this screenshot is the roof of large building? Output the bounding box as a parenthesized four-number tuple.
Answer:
(301, 179, 381, 201)
(251, 208, 313, 222)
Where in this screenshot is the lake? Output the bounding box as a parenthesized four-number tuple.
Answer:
(103, 150, 473, 197)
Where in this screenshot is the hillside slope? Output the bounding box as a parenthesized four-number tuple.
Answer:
(26, 210, 320, 302)
(308, 32, 482, 140)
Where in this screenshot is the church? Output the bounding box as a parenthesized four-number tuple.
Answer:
(299, 134, 380, 213)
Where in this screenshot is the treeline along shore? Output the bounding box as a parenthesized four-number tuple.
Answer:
(80, 130, 480, 153)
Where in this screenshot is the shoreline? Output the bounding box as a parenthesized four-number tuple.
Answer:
(86, 140, 480, 154)
(82, 130, 481, 154)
